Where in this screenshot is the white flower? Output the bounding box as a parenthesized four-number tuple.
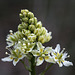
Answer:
(13, 54, 25, 66)
(52, 44, 73, 67)
(1, 49, 26, 66)
(32, 42, 55, 66)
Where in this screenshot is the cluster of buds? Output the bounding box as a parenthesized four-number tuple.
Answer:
(2, 9, 73, 67)
(19, 9, 52, 43)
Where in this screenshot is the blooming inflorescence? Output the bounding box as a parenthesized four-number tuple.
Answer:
(2, 9, 73, 67)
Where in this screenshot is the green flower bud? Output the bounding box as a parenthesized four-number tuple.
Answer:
(38, 35, 45, 43)
(38, 32, 52, 43)
(28, 12, 34, 18)
(45, 32, 52, 42)
(41, 27, 47, 34)
(28, 25, 35, 31)
(46, 36, 51, 42)
(22, 17, 28, 22)
(20, 9, 29, 18)
(14, 31, 24, 40)
(19, 13, 23, 18)
(34, 17, 37, 24)
(22, 22, 28, 28)
(6, 31, 24, 43)
(27, 34, 36, 42)
(24, 9, 29, 13)
(29, 18, 34, 24)
(21, 9, 29, 14)
(23, 12, 27, 17)
(36, 21, 42, 28)
(34, 28, 42, 36)
(22, 29, 31, 36)
(18, 22, 28, 31)
(21, 10, 26, 14)
(18, 24, 23, 31)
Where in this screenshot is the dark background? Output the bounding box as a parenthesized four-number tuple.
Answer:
(0, 0, 75, 75)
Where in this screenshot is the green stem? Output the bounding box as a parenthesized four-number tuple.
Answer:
(29, 54, 36, 75)
(39, 63, 53, 75)
(21, 60, 31, 72)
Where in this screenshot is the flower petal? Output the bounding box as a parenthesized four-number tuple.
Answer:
(13, 58, 19, 66)
(44, 47, 52, 54)
(55, 44, 60, 53)
(1, 56, 13, 62)
(36, 57, 44, 66)
(57, 61, 63, 67)
(32, 50, 40, 56)
(63, 61, 73, 67)
(45, 56, 55, 63)
(37, 42, 44, 50)
(62, 53, 68, 59)
(59, 63, 63, 67)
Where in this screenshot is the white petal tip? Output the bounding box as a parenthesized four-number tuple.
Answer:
(1, 57, 13, 62)
(36, 57, 44, 66)
(1, 58, 6, 62)
(63, 61, 73, 67)
(13, 59, 19, 66)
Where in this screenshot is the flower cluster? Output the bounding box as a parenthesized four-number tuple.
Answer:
(2, 9, 73, 67)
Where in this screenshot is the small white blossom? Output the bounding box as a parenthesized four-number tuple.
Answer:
(52, 44, 73, 67)
(2, 49, 26, 66)
(32, 42, 55, 66)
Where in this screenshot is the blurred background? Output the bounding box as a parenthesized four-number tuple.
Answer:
(0, 0, 75, 75)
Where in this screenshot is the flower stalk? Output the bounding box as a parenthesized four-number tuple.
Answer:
(29, 54, 36, 75)
(21, 60, 31, 72)
(39, 63, 53, 75)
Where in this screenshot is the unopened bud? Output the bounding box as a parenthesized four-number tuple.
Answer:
(19, 13, 23, 18)
(18, 24, 23, 31)
(22, 22, 28, 29)
(21, 10, 26, 14)
(36, 21, 42, 28)
(22, 17, 28, 22)
(34, 28, 42, 36)
(22, 29, 31, 36)
(45, 32, 52, 42)
(34, 17, 37, 24)
(28, 25, 35, 31)
(23, 12, 27, 17)
(41, 27, 47, 34)
(29, 18, 34, 24)
(38, 35, 45, 43)
(28, 12, 34, 18)
(24, 9, 29, 13)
